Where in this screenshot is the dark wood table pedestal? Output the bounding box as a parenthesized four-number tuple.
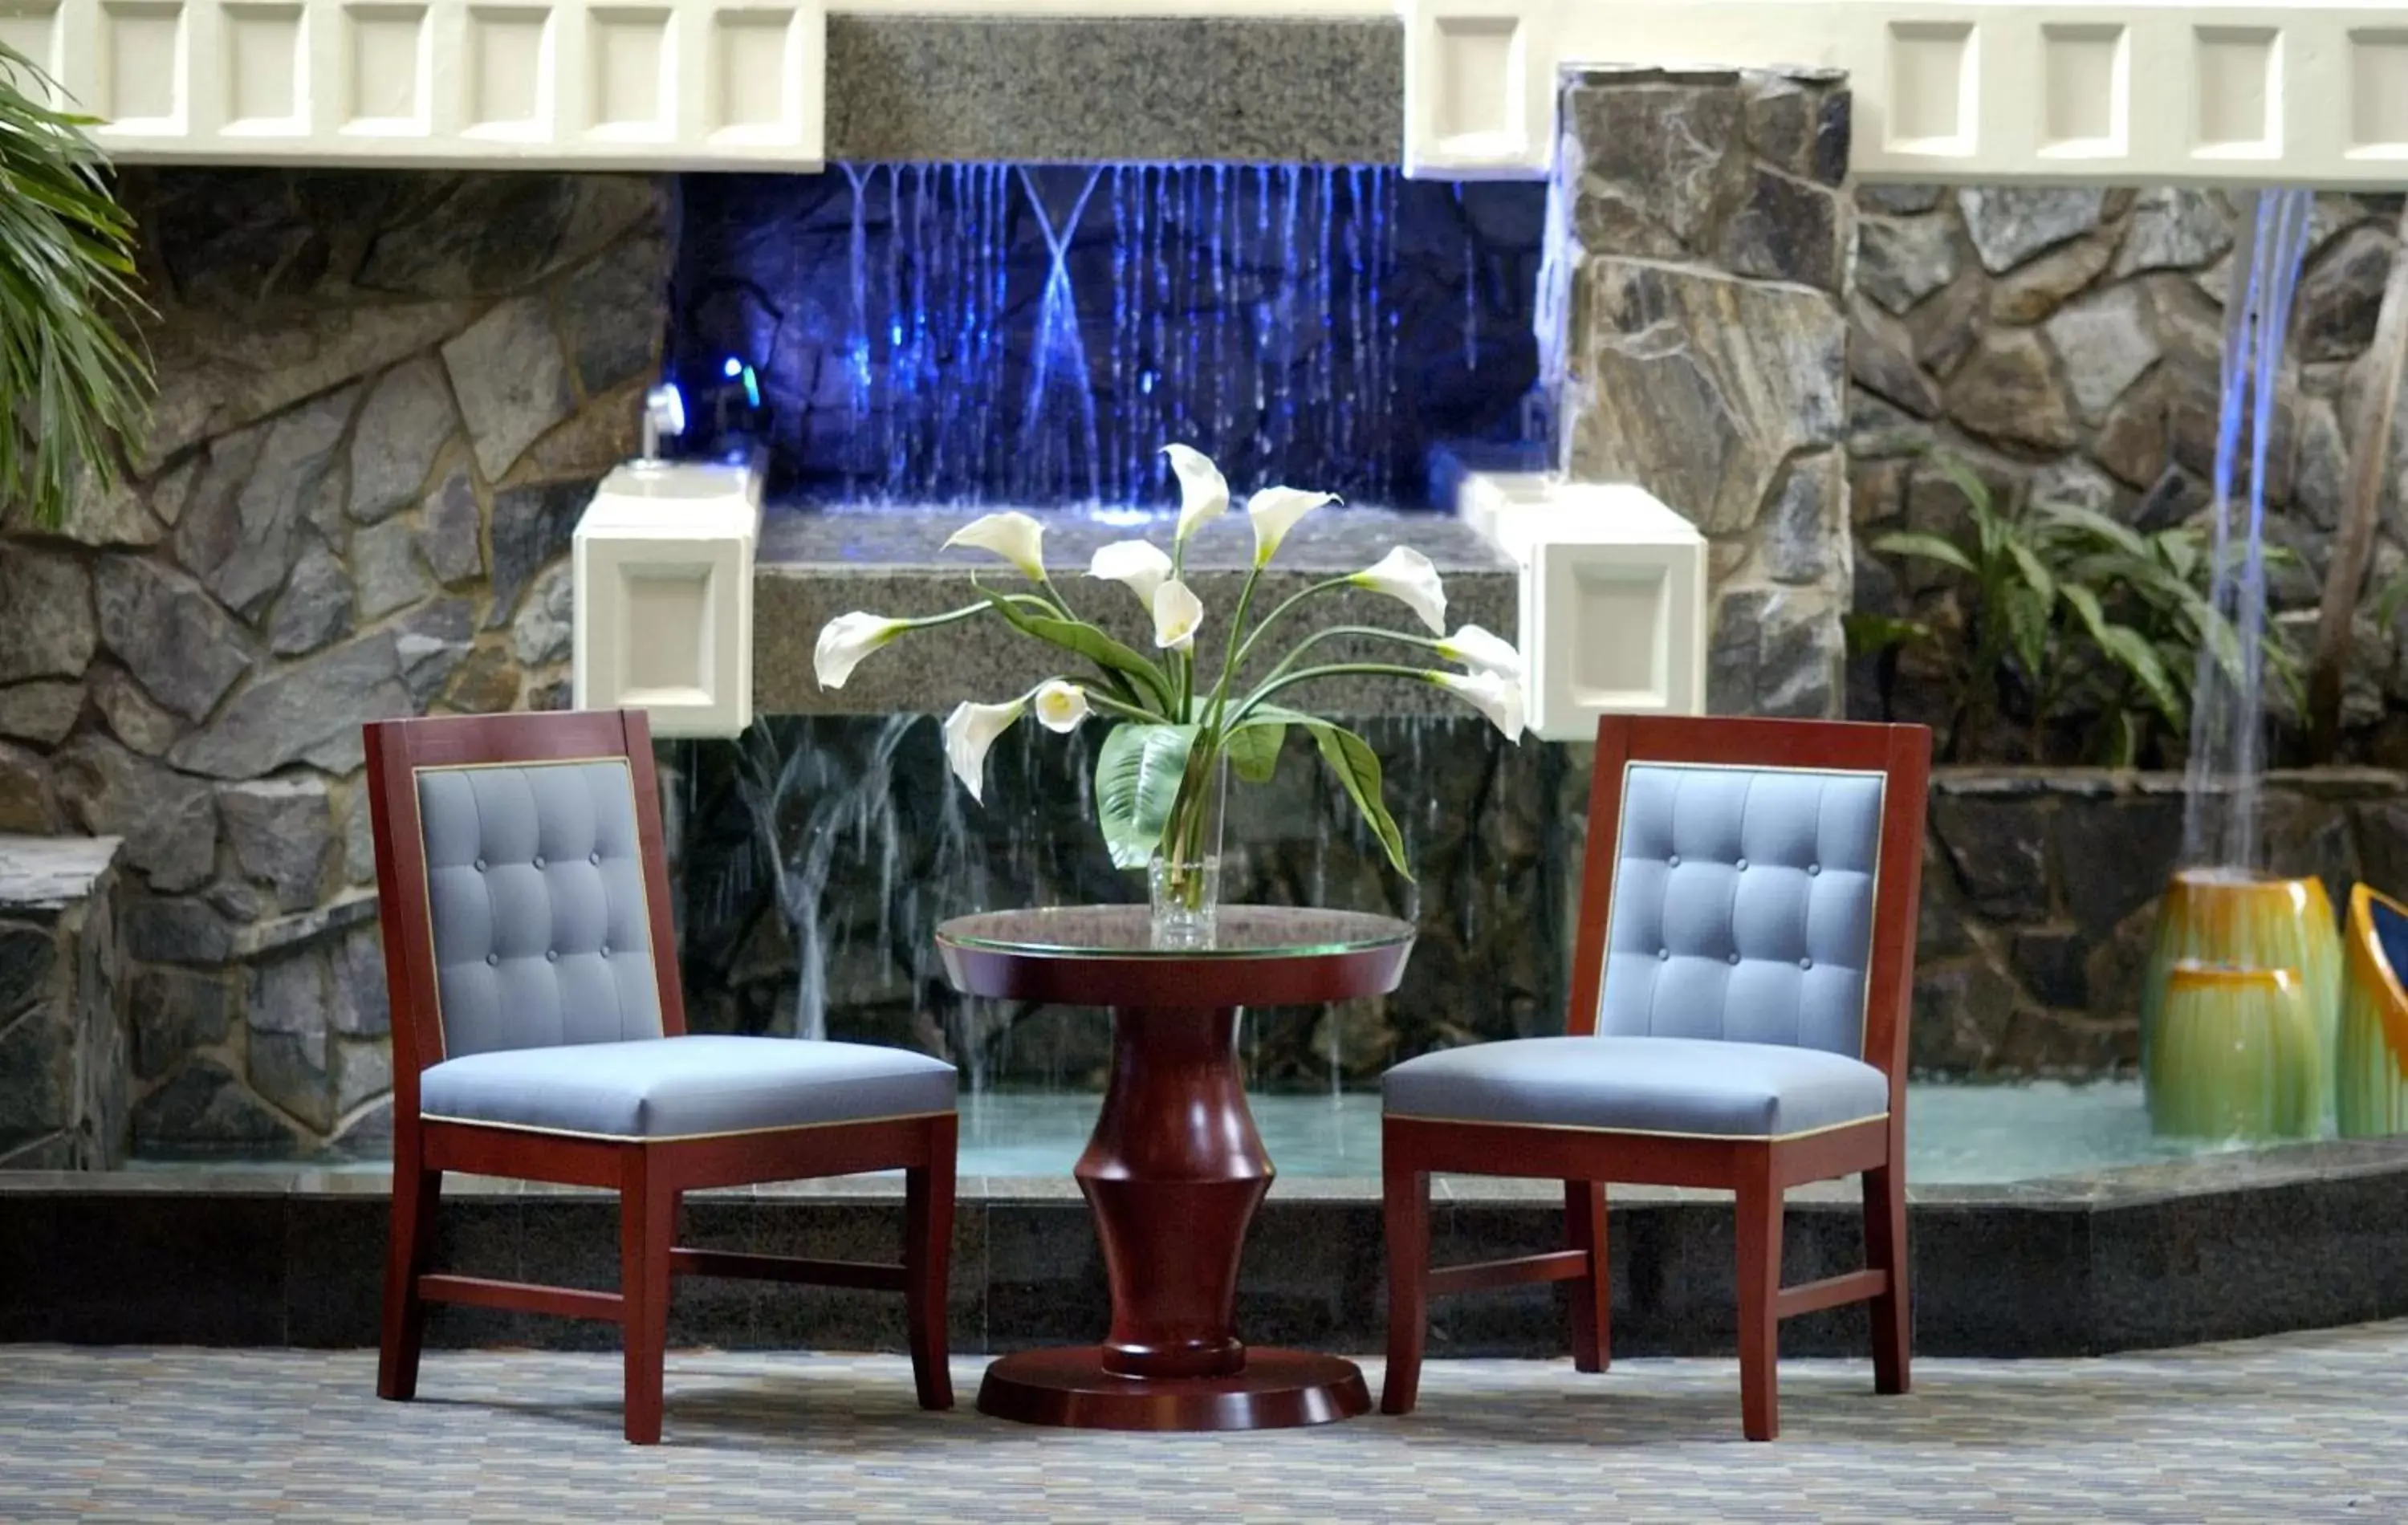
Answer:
(978, 1002, 1369, 1429)
(935, 907, 1413, 1432)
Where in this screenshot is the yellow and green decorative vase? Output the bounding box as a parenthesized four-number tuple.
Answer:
(2147, 962, 2321, 1141)
(2337, 884, 2408, 1139)
(2140, 871, 2342, 1128)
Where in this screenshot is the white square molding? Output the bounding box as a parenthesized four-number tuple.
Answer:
(1457, 473, 1706, 741)
(342, 2, 429, 135)
(1884, 18, 1977, 157)
(99, 0, 186, 132)
(707, 5, 803, 145)
(2348, 28, 2408, 159)
(1405, 0, 1550, 177)
(588, 5, 671, 139)
(0, 3, 65, 83)
(222, 2, 306, 135)
(573, 462, 762, 739)
(2040, 22, 2127, 159)
(2192, 23, 2280, 159)
(466, 3, 555, 139)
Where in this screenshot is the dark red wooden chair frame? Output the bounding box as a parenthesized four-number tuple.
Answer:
(365, 709, 957, 1444)
(1381, 714, 1930, 1440)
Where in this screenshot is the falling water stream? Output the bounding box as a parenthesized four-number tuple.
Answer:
(829, 164, 1405, 504)
(675, 165, 1544, 508)
(2181, 189, 2319, 874)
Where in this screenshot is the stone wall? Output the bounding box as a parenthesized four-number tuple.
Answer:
(0, 170, 672, 1156)
(1847, 185, 2408, 759)
(1551, 65, 1854, 718)
(1914, 768, 2408, 1075)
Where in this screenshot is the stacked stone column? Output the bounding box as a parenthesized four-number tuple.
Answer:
(1550, 66, 1854, 718)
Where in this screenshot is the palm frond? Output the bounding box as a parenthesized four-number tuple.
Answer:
(0, 42, 152, 531)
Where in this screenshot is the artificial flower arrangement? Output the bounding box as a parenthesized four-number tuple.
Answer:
(813, 445, 1526, 939)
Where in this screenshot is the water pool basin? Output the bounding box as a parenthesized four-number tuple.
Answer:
(957, 1080, 2218, 1185)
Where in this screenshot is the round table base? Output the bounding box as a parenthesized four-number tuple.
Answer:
(976, 1347, 1371, 1431)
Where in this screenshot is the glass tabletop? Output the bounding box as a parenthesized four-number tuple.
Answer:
(936, 905, 1414, 960)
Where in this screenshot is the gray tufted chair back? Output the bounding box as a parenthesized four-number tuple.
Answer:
(417, 759, 665, 1059)
(1597, 763, 1885, 1060)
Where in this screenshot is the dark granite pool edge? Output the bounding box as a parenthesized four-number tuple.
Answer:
(824, 15, 1405, 166)
(7, 1138, 2405, 1358)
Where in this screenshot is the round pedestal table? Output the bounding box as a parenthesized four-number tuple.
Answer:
(935, 905, 1414, 1432)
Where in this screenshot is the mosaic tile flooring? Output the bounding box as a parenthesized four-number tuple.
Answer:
(5, 1322, 2404, 1522)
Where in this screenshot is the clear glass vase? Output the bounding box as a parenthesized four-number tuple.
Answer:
(1148, 750, 1229, 950)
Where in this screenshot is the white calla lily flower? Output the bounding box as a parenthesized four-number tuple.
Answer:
(1033, 680, 1091, 734)
(1350, 546, 1448, 634)
(1152, 578, 1204, 653)
(812, 612, 906, 690)
(941, 698, 1027, 804)
(1434, 669, 1526, 742)
(942, 510, 1047, 580)
(1246, 486, 1338, 566)
(1088, 539, 1175, 612)
(1437, 623, 1524, 683)
(1161, 444, 1229, 542)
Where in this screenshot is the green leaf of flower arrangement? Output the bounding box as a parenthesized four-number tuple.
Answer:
(1223, 718, 1284, 783)
(1285, 714, 1410, 881)
(1094, 722, 1198, 870)
(977, 589, 1172, 712)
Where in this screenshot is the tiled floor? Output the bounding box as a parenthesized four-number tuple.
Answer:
(4, 1321, 2402, 1522)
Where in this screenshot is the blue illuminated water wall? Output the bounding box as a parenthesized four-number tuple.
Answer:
(671, 165, 1546, 509)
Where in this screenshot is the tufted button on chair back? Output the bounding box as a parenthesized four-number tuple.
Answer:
(417, 759, 664, 1059)
(1598, 764, 1885, 1060)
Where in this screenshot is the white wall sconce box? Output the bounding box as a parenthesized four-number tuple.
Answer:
(1458, 473, 1706, 742)
(571, 459, 763, 738)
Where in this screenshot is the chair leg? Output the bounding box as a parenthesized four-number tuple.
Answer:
(1735, 1156, 1784, 1442)
(1565, 1180, 1610, 1372)
(905, 1114, 958, 1412)
(1379, 1162, 1431, 1416)
(376, 1157, 441, 1401)
(620, 1149, 675, 1446)
(1864, 1157, 1911, 1397)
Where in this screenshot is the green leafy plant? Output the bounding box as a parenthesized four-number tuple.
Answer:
(2375, 567, 2408, 638)
(811, 445, 1527, 922)
(1849, 453, 2287, 767)
(2044, 504, 2301, 767)
(0, 43, 151, 531)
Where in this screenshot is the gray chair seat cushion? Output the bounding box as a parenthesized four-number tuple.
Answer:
(420, 1035, 958, 1141)
(1382, 1035, 1888, 1139)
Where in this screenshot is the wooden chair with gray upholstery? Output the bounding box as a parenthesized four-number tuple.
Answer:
(1378, 714, 1930, 1440)
(364, 709, 960, 1444)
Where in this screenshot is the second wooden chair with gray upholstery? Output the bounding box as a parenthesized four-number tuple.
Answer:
(1378, 714, 1930, 1440)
